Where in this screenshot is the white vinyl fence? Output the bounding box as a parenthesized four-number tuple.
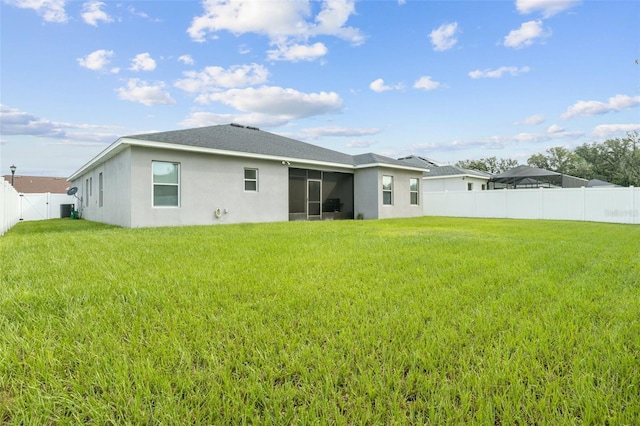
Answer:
(1, 179, 21, 236)
(1, 178, 77, 236)
(424, 186, 640, 224)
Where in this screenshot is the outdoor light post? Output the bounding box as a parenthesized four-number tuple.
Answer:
(10, 164, 16, 187)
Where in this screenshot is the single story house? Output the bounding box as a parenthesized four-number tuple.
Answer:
(68, 124, 427, 228)
(397, 156, 491, 191)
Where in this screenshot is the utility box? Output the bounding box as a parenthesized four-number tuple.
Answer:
(60, 204, 74, 218)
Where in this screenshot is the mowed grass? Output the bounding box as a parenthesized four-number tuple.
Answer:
(1, 217, 638, 424)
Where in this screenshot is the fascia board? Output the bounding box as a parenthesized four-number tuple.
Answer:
(354, 163, 429, 173)
(423, 174, 490, 180)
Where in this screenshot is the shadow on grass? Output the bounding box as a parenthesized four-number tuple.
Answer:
(5, 218, 119, 236)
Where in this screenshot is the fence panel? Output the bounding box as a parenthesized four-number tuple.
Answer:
(424, 187, 640, 224)
(1, 179, 21, 236)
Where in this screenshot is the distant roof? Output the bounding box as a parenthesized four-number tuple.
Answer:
(490, 165, 560, 182)
(70, 124, 428, 180)
(424, 165, 492, 179)
(588, 179, 620, 187)
(397, 155, 442, 168)
(1, 175, 70, 193)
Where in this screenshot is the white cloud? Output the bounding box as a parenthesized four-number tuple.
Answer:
(346, 139, 376, 148)
(267, 42, 328, 62)
(299, 126, 381, 140)
(179, 111, 299, 128)
(429, 22, 459, 52)
(201, 86, 343, 121)
(129, 53, 157, 72)
(117, 79, 176, 106)
(187, 0, 364, 61)
(0, 104, 64, 137)
(516, 0, 580, 18)
(369, 78, 403, 93)
(178, 55, 194, 65)
(5, 0, 67, 23)
(175, 63, 269, 94)
(468, 66, 530, 79)
(77, 49, 114, 71)
(0, 104, 120, 142)
(504, 20, 550, 48)
(81, 1, 112, 26)
(127, 5, 161, 22)
(592, 123, 640, 138)
(413, 76, 441, 91)
(547, 124, 564, 133)
(561, 94, 640, 119)
(521, 114, 545, 125)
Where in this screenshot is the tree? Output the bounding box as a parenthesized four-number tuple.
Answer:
(527, 146, 592, 179)
(455, 156, 519, 174)
(560, 131, 639, 186)
(527, 153, 549, 170)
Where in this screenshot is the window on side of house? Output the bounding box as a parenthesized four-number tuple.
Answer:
(85, 179, 89, 207)
(467, 182, 473, 191)
(482, 184, 486, 191)
(98, 173, 104, 207)
(382, 175, 393, 205)
(89, 177, 93, 196)
(152, 161, 180, 207)
(244, 168, 258, 191)
(410, 178, 419, 205)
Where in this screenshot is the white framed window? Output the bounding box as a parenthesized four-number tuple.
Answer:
(467, 182, 473, 191)
(98, 173, 104, 207)
(410, 178, 419, 205)
(244, 168, 258, 191)
(382, 175, 393, 205)
(153, 161, 180, 207)
(85, 179, 89, 207)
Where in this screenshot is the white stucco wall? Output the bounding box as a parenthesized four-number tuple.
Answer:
(71, 148, 132, 227)
(128, 147, 289, 228)
(423, 176, 488, 192)
(354, 167, 424, 220)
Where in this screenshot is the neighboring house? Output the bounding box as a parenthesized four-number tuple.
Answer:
(1, 175, 70, 194)
(398, 157, 491, 191)
(489, 165, 589, 189)
(68, 124, 427, 228)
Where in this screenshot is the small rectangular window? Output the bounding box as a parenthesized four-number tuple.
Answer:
(153, 161, 180, 207)
(85, 179, 89, 207)
(99, 173, 104, 207)
(467, 182, 473, 191)
(410, 178, 419, 205)
(244, 168, 258, 191)
(382, 175, 393, 205)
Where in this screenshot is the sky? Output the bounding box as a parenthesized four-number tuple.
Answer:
(1, 0, 639, 178)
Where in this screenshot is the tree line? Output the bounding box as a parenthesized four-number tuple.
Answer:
(455, 131, 640, 187)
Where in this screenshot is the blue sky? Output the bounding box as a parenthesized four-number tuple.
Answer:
(1, 0, 639, 177)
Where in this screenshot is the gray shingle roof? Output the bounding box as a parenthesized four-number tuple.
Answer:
(128, 124, 355, 165)
(126, 124, 429, 170)
(425, 165, 491, 178)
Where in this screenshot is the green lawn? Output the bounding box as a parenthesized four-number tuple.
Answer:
(1, 217, 639, 424)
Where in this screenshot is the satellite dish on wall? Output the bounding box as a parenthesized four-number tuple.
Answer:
(67, 187, 78, 196)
